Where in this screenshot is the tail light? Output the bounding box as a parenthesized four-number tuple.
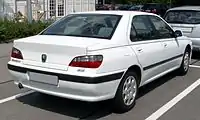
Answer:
(69, 55, 103, 68)
(11, 47, 23, 59)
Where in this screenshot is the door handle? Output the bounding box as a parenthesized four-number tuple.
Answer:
(136, 48, 143, 52)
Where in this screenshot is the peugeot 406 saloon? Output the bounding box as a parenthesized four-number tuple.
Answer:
(8, 11, 192, 112)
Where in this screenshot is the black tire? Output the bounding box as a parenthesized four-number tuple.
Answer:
(178, 49, 191, 75)
(113, 71, 139, 113)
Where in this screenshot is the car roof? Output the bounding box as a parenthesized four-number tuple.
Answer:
(71, 10, 155, 16)
(167, 6, 200, 11)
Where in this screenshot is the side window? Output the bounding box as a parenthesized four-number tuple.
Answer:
(149, 15, 174, 39)
(130, 15, 156, 42)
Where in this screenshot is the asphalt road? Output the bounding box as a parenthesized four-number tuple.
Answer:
(1, 43, 200, 120)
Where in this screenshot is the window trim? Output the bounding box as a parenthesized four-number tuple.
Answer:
(130, 23, 137, 42)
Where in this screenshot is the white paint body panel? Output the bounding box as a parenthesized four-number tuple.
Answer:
(8, 11, 192, 102)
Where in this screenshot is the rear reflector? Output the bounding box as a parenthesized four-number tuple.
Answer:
(11, 47, 23, 59)
(69, 55, 103, 68)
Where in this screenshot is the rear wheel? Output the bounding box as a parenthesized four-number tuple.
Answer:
(178, 49, 190, 75)
(113, 71, 139, 113)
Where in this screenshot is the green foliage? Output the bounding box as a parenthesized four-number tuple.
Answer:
(0, 19, 51, 43)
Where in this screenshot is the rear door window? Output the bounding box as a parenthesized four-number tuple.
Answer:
(130, 15, 157, 41)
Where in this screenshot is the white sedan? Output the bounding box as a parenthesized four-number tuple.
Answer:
(8, 11, 192, 112)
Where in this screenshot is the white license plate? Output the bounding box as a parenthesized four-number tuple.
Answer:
(28, 72, 58, 85)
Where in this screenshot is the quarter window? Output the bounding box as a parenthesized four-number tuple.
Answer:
(130, 24, 137, 41)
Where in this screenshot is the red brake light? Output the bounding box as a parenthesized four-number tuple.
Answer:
(69, 55, 103, 68)
(11, 47, 23, 59)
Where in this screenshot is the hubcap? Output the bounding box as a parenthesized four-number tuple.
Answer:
(122, 76, 137, 106)
(184, 52, 190, 71)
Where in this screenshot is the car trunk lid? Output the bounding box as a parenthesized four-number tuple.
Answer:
(14, 35, 103, 71)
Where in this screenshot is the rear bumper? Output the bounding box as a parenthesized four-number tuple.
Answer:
(7, 64, 124, 84)
(8, 64, 123, 102)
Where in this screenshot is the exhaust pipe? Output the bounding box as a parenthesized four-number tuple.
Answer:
(18, 83, 24, 89)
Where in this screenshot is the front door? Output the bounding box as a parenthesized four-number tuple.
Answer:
(148, 15, 182, 71)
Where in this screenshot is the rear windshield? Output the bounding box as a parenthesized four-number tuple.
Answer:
(41, 14, 122, 39)
(164, 10, 200, 24)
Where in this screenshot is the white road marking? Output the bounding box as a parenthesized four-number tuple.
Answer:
(190, 65, 200, 69)
(145, 78, 200, 120)
(0, 90, 34, 104)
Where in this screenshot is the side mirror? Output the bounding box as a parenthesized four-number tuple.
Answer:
(174, 30, 183, 38)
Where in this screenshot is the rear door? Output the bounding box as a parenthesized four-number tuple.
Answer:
(129, 15, 165, 83)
